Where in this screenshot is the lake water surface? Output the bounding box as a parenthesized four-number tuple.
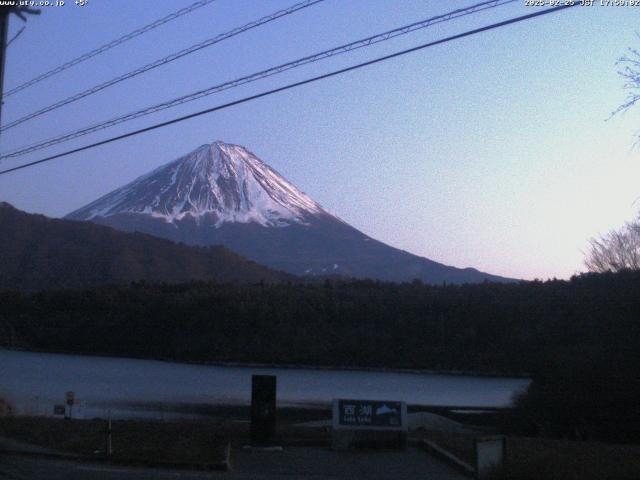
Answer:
(0, 349, 530, 419)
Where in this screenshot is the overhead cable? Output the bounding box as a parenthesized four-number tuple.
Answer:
(3, 0, 219, 98)
(0, 0, 323, 131)
(0, 4, 579, 177)
(0, 0, 515, 159)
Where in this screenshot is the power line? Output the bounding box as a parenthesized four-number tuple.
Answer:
(6, 26, 25, 47)
(0, 0, 324, 132)
(2, 0, 218, 99)
(0, 7, 41, 131)
(0, 4, 579, 177)
(0, 0, 516, 160)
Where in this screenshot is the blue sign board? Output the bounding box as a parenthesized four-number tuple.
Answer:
(333, 399, 407, 431)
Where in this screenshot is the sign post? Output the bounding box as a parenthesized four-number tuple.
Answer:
(65, 391, 74, 420)
(105, 415, 113, 457)
(250, 375, 277, 446)
(332, 399, 407, 450)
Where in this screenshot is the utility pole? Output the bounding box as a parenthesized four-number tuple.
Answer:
(0, 7, 11, 127)
(0, 6, 40, 132)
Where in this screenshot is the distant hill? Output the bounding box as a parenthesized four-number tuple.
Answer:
(0, 202, 289, 291)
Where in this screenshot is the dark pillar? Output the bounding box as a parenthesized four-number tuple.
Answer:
(250, 375, 276, 445)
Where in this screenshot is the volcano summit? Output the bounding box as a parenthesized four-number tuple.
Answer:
(67, 141, 511, 284)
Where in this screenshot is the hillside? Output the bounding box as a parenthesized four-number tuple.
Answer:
(0, 202, 289, 290)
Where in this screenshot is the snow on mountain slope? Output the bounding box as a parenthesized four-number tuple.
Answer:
(67, 141, 327, 227)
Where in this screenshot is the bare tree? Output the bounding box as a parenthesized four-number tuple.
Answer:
(611, 42, 640, 146)
(584, 46, 640, 272)
(585, 217, 640, 272)
(588, 46, 640, 272)
(613, 44, 640, 116)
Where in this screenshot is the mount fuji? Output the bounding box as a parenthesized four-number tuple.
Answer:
(66, 141, 512, 284)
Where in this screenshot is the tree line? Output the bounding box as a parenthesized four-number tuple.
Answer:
(1, 271, 639, 373)
(1, 271, 639, 442)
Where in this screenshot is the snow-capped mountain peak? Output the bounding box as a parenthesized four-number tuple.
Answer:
(67, 141, 327, 227)
(66, 140, 514, 284)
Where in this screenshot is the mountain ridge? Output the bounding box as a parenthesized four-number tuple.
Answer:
(0, 202, 290, 291)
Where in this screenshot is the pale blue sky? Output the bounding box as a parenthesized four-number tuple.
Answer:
(0, 0, 638, 280)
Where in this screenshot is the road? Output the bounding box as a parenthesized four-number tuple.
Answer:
(0, 447, 468, 479)
(0, 454, 215, 480)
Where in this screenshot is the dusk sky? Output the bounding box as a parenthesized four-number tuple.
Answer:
(0, 0, 638, 281)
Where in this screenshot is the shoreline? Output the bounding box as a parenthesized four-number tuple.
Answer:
(0, 347, 531, 379)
